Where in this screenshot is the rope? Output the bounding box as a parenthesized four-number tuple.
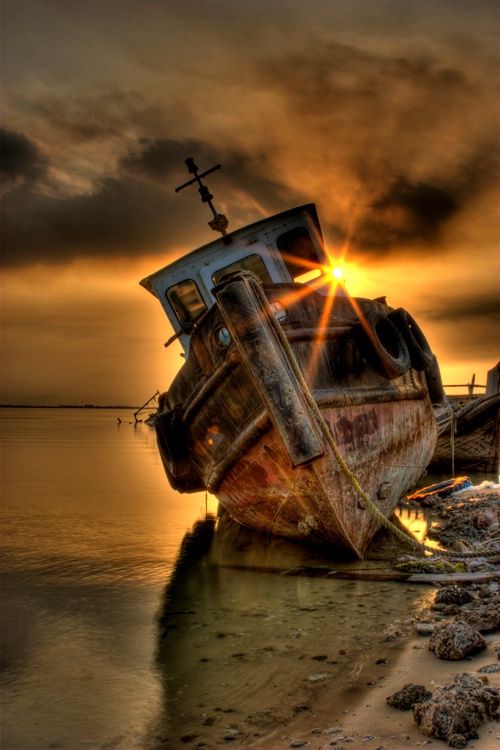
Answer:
(447, 402, 456, 478)
(258, 285, 499, 561)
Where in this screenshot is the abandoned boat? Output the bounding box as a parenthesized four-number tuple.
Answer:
(140, 159, 442, 558)
(431, 362, 500, 474)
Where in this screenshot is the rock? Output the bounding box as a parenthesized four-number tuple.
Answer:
(474, 506, 499, 529)
(428, 620, 486, 660)
(293, 704, 311, 713)
(415, 622, 435, 636)
(180, 733, 198, 743)
(435, 585, 473, 606)
(289, 741, 306, 748)
(387, 683, 432, 710)
(447, 733, 470, 748)
(222, 727, 243, 741)
(306, 672, 329, 682)
(478, 663, 500, 673)
(459, 604, 500, 633)
(413, 672, 499, 746)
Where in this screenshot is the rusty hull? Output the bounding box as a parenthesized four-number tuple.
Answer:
(215, 389, 436, 558)
(156, 273, 440, 558)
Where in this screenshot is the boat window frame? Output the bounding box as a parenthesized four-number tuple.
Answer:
(166, 278, 208, 329)
(276, 226, 319, 278)
(211, 253, 274, 286)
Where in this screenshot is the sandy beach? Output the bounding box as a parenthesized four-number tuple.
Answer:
(148, 485, 499, 750)
(247, 626, 500, 750)
(150, 571, 499, 750)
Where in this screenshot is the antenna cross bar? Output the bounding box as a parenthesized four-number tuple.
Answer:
(174, 157, 229, 238)
(174, 163, 221, 193)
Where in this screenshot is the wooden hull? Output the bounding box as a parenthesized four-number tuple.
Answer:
(216, 395, 436, 558)
(431, 393, 500, 474)
(155, 273, 439, 558)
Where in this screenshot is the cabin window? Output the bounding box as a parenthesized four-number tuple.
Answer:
(212, 254, 272, 285)
(166, 280, 207, 328)
(277, 227, 318, 278)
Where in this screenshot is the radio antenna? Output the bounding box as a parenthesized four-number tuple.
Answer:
(175, 157, 229, 238)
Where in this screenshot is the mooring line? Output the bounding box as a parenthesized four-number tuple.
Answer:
(256, 280, 499, 561)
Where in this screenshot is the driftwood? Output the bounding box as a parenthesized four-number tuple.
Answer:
(219, 562, 499, 585)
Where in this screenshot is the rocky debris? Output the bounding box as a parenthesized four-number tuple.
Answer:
(306, 672, 329, 682)
(395, 557, 466, 574)
(428, 620, 486, 660)
(413, 672, 499, 747)
(418, 484, 500, 553)
(435, 585, 474, 606)
(458, 601, 500, 633)
(221, 726, 245, 741)
(478, 663, 500, 673)
(386, 683, 432, 710)
(415, 621, 435, 636)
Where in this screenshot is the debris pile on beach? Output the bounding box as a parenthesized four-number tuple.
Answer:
(385, 480, 500, 747)
(414, 673, 499, 748)
(409, 480, 500, 559)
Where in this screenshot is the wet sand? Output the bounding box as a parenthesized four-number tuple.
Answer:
(148, 493, 499, 750)
(246, 630, 500, 750)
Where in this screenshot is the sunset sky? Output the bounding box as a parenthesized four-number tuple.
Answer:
(1, 0, 499, 405)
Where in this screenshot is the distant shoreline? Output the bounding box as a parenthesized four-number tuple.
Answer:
(0, 404, 138, 410)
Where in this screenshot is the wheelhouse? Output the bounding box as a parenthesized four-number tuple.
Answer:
(140, 204, 329, 352)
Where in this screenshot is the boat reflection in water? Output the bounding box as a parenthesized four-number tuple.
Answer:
(148, 512, 432, 749)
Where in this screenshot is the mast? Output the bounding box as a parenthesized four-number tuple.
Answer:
(175, 157, 230, 240)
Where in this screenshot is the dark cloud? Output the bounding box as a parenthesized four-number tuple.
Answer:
(25, 90, 162, 143)
(419, 291, 500, 360)
(122, 136, 296, 212)
(352, 177, 460, 249)
(122, 137, 219, 181)
(0, 128, 48, 186)
(1, 134, 299, 268)
(255, 40, 499, 254)
(1, 176, 190, 266)
(423, 291, 500, 324)
(2, 35, 499, 267)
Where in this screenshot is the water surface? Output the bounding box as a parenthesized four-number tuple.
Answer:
(0, 408, 493, 749)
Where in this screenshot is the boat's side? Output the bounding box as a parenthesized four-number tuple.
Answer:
(215, 388, 436, 557)
(155, 271, 440, 556)
(430, 392, 500, 473)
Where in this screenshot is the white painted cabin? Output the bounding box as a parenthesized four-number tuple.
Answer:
(140, 204, 329, 352)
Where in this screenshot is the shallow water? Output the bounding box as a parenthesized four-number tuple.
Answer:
(0, 408, 494, 749)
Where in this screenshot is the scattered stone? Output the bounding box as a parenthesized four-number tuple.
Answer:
(387, 683, 432, 710)
(415, 622, 435, 636)
(289, 740, 307, 748)
(435, 585, 473, 606)
(222, 727, 243, 741)
(478, 663, 500, 673)
(383, 626, 401, 642)
(459, 604, 500, 633)
(293, 704, 311, 713)
(306, 672, 329, 682)
(428, 620, 486, 660)
(180, 733, 198, 743)
(413, 672, 499, 747)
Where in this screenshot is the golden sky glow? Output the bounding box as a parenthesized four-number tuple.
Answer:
(1, 0, 499, 404)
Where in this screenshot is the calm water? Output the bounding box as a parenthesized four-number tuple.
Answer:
(0, 408, 218, 750)
(0, 408, 492, 750)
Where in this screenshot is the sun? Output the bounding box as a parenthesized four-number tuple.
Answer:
(331, 266, 344, 281)
(320, 258, 365, 297)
